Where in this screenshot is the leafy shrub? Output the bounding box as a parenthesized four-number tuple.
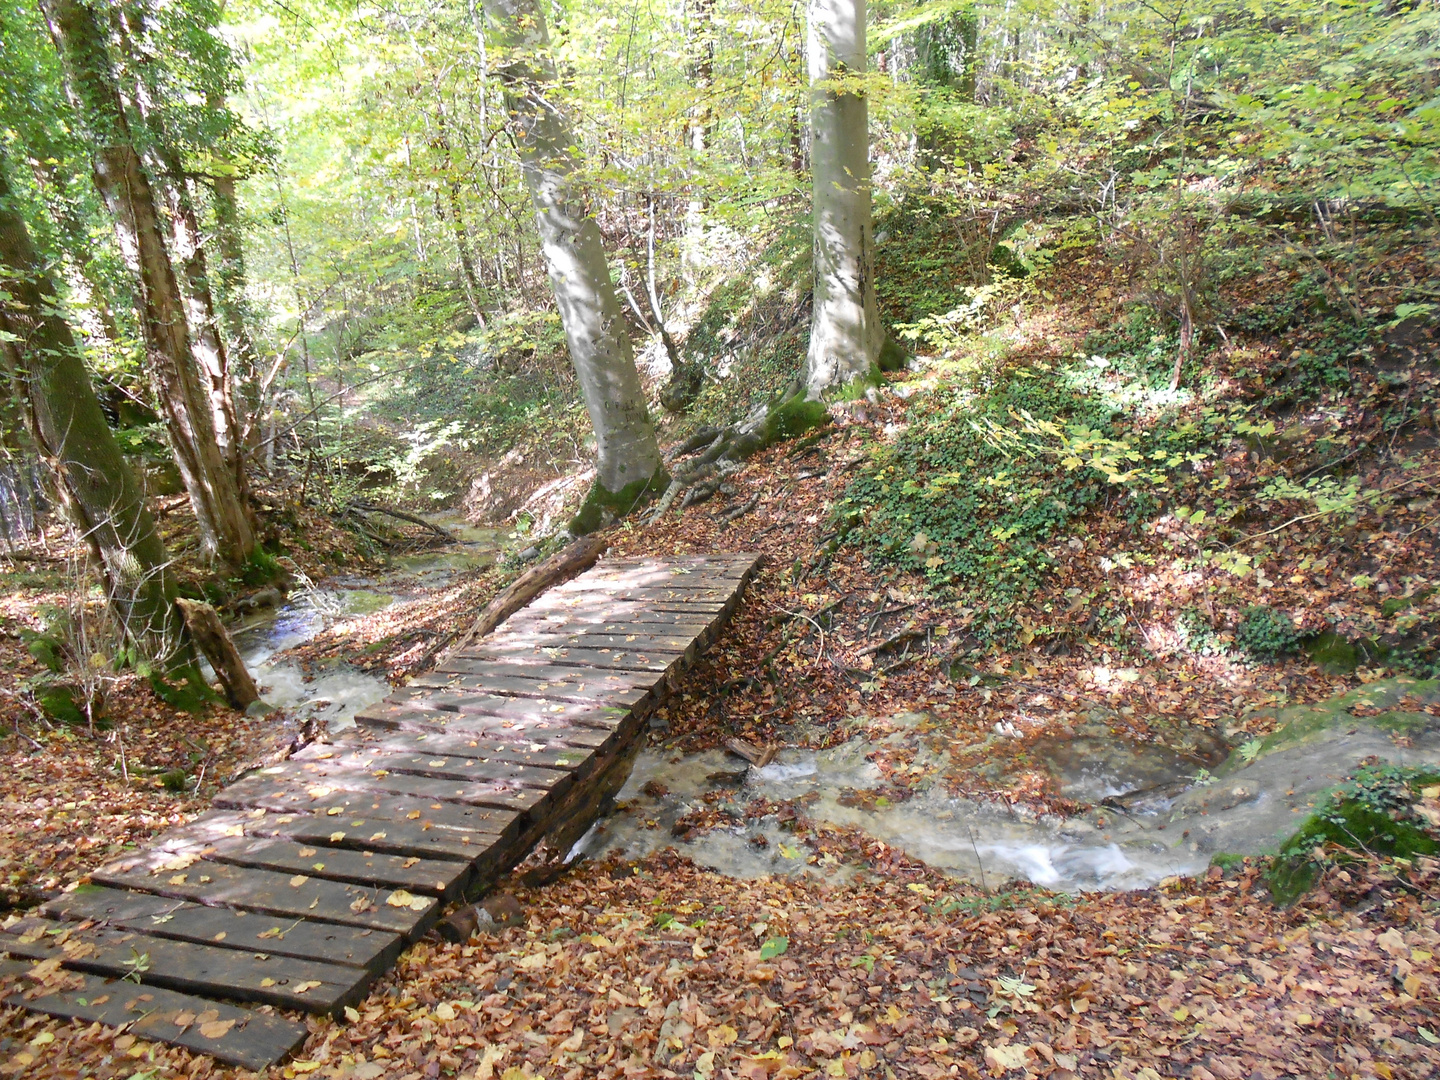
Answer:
(1235, 605, 1302, 659)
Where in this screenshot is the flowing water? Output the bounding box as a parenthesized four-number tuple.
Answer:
(230, 525, 1440, 894)
(228, 516, 503, 733)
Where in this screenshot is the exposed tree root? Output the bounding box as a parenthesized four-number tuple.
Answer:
(646, 390, 829, 525)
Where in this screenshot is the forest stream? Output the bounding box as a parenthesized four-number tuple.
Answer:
(234, 532, 1440, 896)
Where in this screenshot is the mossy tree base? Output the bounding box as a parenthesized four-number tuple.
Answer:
(570, 465, 670, 535)
(643, 389, 831, 525)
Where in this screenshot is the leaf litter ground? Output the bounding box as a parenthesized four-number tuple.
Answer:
(4, 257, 1440, 1077)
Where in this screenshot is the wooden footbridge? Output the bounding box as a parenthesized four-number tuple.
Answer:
(2, 552, 759, 1068)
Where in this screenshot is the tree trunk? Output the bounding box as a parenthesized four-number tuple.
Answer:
(482, 0, 666, 532)
(0, 162, 185, 664)
(804, 0, 884, 399)
(39, 0, 256, 568)
(212, 172, 263, 450)
(175, 598, 258, 709)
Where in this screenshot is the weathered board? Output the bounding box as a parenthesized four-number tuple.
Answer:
(9, 552, 760, 1069)
(0, 958, 309, 1070)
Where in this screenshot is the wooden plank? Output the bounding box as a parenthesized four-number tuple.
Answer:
(503, 608, 718, 630)
(554, 565, 751, 589)
(354, 701, 621, 746)
(405, 670, 655, 709)
(381, 685, 642, 726)
(0, 957, 307, 1070)
(489, 630, 700, 651)
(1, 917, 372, 1016)
(338, 728, 605, 774)
(43, 885, 403, 972)
(529, 594, 729, 615)
(155, 833, 472, 900)
(90, 855, 437, 940)
(428, 658, 657, 690)
(293, 741, 571, 792)
(219, 759, 554, 816)
(461, 642, 680, 672)
(179, 802, 512, 866)
(544, 585, 737, 604)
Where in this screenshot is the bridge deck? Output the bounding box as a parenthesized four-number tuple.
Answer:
(3, 552, 759, 1068)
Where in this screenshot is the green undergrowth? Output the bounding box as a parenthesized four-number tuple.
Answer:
(1265, 764, 1440, 906)
(836, 314, 1216, 642)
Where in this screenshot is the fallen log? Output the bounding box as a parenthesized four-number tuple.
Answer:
(175, 599, 260, 709)
(445, 533, 609, 656)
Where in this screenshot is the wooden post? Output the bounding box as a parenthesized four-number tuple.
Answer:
(175, 599, 260, 709)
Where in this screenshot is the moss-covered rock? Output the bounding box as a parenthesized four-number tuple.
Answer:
(877, 336, 910, 373)
(1216, 676, 1440, 775)
(1264, 764, 1440, 905)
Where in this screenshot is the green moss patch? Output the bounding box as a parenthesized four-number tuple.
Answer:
(1265, 764, 1440, 906)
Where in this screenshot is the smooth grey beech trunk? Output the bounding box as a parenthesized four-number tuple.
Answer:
(40, 0, 256, 568)
(0, 163, 184, 663)
(804, 0, 884, 398)
(482, 0, 665, 525)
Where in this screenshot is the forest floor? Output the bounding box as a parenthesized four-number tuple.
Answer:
(3, 253, 1440, 1078)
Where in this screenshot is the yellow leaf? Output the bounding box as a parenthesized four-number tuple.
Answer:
(386, 890, 417, 908)
(344, 1006, 360, 1023)
(327, 807, 342, 816)
(199, 1019, 235, 1039)
(329, 831, 346, 842)
(434, 1002, 456, 1021)
(297, 848, 316, 858)
(291, 1062, 322, 1074)
(293, 981, 321, 994)
(1172, 1006, 1189, 1021)
(212, 932, 226, 942)
(1404, 974, 1423, 998)
(289, 875, 308, 887)
(312, 863, 326, 871)
(407, 810, 422, 819)
(168, 874, 188, 885)
(369, 832, 387, 841)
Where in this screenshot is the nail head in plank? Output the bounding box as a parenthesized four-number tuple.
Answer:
(42, 884, 403, 972)
(0, 957, 308, 1070)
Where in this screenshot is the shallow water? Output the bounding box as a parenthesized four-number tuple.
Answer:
(228, 515, 503, 733)
(578, 739, 1206, 893)
(580, 701, 1440, 894)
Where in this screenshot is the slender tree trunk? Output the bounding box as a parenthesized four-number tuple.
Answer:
(482, 0, 666, 531)
(0, 163, 184, 663)
(212, 172, 263, 450)
(434, 107, 487, 323)
(803, 0, 884, 398)
(38, 0, 256, 568)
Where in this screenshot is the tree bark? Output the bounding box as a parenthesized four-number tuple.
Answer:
(804, 0, 884, 398)
(175, 598, 258, 708)
(39, 0, 256, 568)
(211, 171, 263, 450)
(0, 162, 185, 664)
(481, 0, 666, 531)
